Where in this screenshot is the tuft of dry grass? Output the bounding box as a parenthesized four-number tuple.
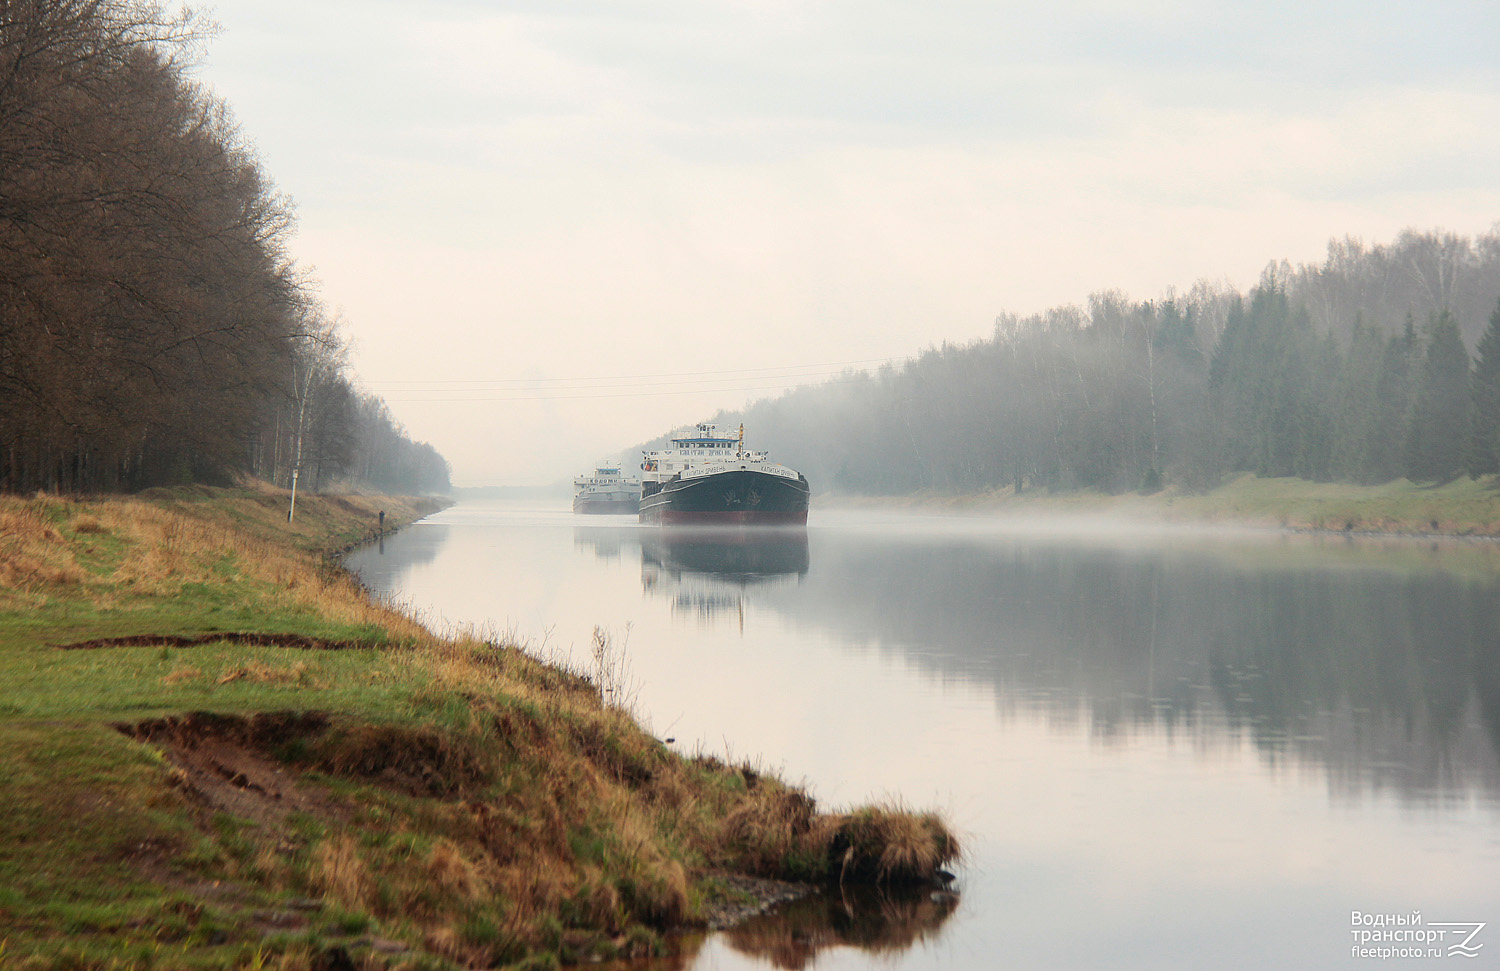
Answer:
(720, 781, 818, 877)
(311, 833, 371, 909)
(162, 665, 201, 686)
(818, 803, 961, 886)
(70, 514, 106, 534)
(216, 661, 320, 687)
(629, 858, 689, 928)
(425, 839, 488, 902)
(568, 865, 623, 932)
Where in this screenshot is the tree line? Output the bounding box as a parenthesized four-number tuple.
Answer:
(668, 227, 1500, 495)
(0, 0, 449, 495)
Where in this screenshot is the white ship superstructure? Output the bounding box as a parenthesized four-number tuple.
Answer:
(573, 463, 640, 514)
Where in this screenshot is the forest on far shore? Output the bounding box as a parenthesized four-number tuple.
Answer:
(662, 226, 1500, 496)
(0, 1, 450, 495)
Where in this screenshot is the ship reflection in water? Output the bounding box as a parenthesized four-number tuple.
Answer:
(642, 528, 809, 621)
(576, 526, 809, 620)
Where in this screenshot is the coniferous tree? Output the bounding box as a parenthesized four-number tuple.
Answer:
(1406, 311, 1472, 481)
(1468, 298, 1500, 477)
(1208, 282, 1335, 478)
(1330, 315, 1388, 482)
(1368, 315, 1422, 481)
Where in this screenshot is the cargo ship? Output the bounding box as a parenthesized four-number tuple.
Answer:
(573, 464, 640, 514)
(638, 424, 810, 525)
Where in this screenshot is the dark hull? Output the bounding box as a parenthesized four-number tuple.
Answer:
(573, 496, 639, 514)
(639, 469, 809, 526)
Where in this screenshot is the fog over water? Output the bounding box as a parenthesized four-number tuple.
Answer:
(348, 503, 1500, 970)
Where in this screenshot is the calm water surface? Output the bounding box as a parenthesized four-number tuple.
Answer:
(346, 502, 1500, 970)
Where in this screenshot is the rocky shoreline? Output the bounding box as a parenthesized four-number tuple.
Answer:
(700, 873, 814, 930)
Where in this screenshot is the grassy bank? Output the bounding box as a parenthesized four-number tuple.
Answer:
(839, 473, 1500, 537)
(0, 487, 957, 970)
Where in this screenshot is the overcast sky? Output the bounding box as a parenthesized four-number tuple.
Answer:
(196, 0, 1500, 486)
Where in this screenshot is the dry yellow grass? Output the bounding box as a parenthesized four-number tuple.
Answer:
(217, 661, 321, 686)
(162, 665, 201, 686)
(312, 833, 373, 909)
(0, 498, 86, 590)
(69, 513, 106, 534)
(425, 839, 488, 902)
(819, 802, 960, 886)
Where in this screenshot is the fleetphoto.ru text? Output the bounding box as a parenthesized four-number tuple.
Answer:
(1351, 913, 1486, 959)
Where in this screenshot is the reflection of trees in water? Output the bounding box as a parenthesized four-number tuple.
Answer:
(722, 887, 959, 971)
(570, 525, 1500, 801)
(756, 535, 1500, 803)
(345, 523, 450, 590)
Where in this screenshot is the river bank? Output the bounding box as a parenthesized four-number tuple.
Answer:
(0, 486, 957, 970)
(823, 473, 1500, 538)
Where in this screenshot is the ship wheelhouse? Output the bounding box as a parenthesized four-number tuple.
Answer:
(640, 424, 744, 485)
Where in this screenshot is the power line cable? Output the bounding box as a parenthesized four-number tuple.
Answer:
(381, 368, 863, 396)
(382, 372, 877, 403)
(364, 356, 903, 391)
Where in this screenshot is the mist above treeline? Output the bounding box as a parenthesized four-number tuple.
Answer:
(644, 226, 1500, 496)
(0, 2, 450, 495)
